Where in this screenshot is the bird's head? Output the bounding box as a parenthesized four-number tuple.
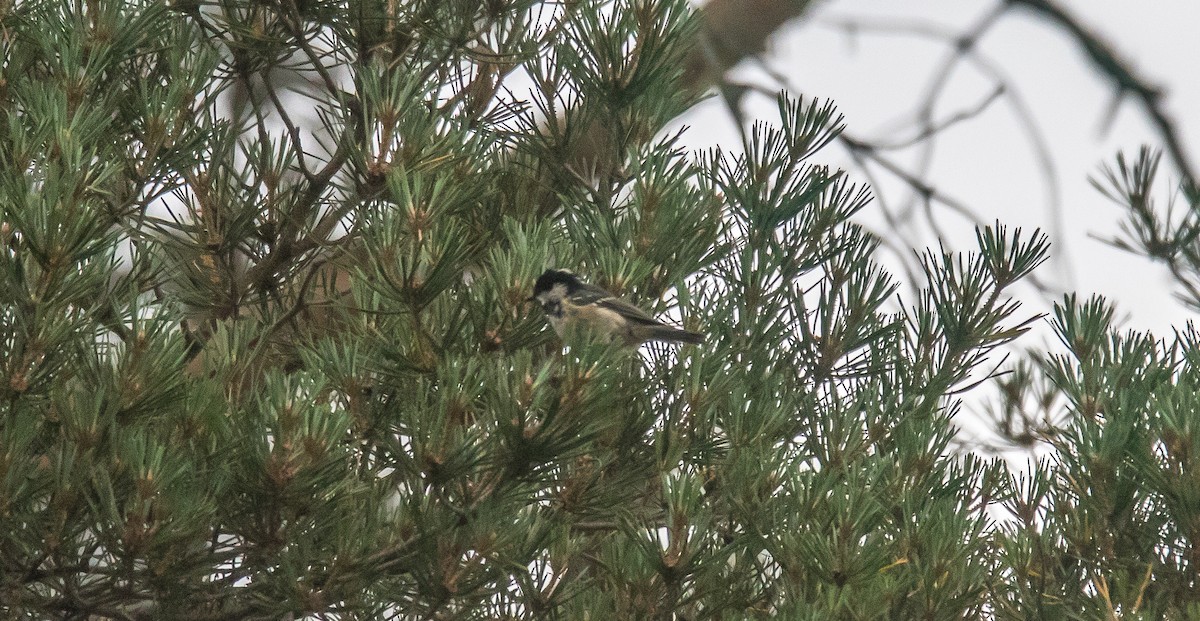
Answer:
(529, 269, 579, 307)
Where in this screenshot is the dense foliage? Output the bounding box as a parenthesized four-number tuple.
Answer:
(1, 1, 1198, 619)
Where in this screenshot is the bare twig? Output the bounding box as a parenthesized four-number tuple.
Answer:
(1005, 0, 1198, 193)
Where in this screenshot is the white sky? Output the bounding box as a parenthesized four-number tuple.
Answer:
(679, 1, 1200, 336)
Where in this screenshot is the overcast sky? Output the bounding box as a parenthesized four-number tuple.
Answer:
(680, 1, 1200, 335)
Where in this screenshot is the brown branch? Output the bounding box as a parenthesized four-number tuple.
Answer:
(1006, 0, 1198, 192)
(686, 0, 818, 88)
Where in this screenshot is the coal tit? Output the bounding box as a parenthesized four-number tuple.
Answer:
(530, 269, 704, 346)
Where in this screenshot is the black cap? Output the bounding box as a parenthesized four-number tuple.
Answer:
(532, 269, 579, 296)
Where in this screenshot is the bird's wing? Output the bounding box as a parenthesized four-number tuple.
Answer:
(575, 283, 662, 325)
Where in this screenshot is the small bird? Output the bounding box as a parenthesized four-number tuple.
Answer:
(529, 269, 704, 346)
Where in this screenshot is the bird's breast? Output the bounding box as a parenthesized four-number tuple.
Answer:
(569, 304, 627, 335)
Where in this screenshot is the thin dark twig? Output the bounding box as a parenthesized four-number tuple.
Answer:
(964, 51, 1068, 286)
(816, 7, 1071, 290)
(1005, 0, 1198, 193)
(261, 68, 315, 182)
(871, 86, 1006, 151)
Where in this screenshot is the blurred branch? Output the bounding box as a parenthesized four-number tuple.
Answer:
(870, 85, 1005, 151)
(561, 0, 818, 172)
(706, 0, 1198, 306)
(721, 19, 1058, 296)
(812, 8, 1066, 295)
(1005, 0, 1199, 193)
(687, 0, 816, 87)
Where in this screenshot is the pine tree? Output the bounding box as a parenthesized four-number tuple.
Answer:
(5, 1, 1195, 619)
(986, 151, 1200, 619)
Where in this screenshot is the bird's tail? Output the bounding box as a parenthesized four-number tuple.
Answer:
(647, 325, 705, 345)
